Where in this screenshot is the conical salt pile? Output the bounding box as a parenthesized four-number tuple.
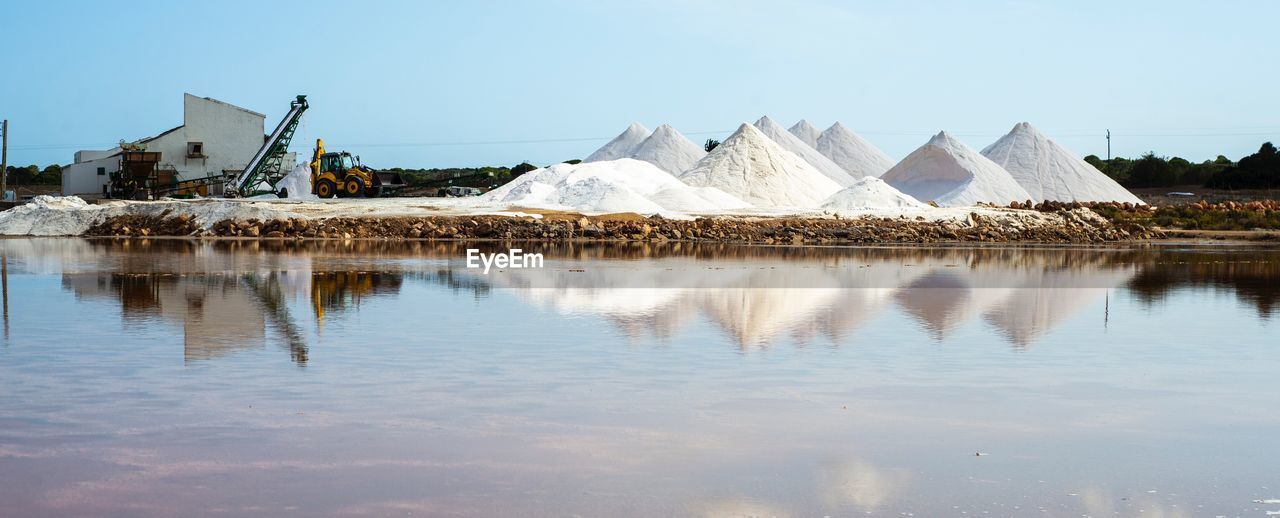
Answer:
(679, 123, 842, 207)
(585, 122, 651, 162)
(754, 116, 855, 187)
(628, 124, 706, 176)
(788, 119, 821, 148)
(821, 177, 928, 211)
(881, 131, 1033, 207)
(816, 122, 896, 179)
(981, 122, 1144, 204)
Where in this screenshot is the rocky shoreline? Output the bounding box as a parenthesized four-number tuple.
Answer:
(82, 205, 1162, 244)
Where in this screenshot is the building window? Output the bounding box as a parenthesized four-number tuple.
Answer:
(97, 167, 106, 176)
(187, 142, 205, 158)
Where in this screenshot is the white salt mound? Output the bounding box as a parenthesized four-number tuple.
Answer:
(277, 162, 317, 199)
(754, 116, 856, 187)
(822, 177, 929, 211)
(584, 122, 651, 162)
(982, 122, 1144, 204)
(0, 195, 291, 236)
(679, 123, 842, 208)
(628, 124, 706, 175)
(816, 122, 896, 179)
(788, 119, 822, 148)
(485, 158, 750, 215)
(881, 131, 1033, 207)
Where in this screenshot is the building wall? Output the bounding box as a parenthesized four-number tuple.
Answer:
(164, 94, 266, 178)
(62, 155, 119, 197)
(63, 94, 268, 196)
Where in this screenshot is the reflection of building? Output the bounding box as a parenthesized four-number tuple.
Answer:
(61, 273, 266, 361)
(59, 265, 407, 365)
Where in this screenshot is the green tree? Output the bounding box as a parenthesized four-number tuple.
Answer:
(1207, 142, 1280, 189)
(511, 162, 538, 176)
(1127, 153, 1177, 187)
(704, 139, 721, 152)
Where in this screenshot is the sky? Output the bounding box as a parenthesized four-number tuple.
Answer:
(3, 0, 1279, 169)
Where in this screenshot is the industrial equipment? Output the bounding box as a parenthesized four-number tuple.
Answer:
(309, 139, 406, 198)
(227, 95, 308, 197)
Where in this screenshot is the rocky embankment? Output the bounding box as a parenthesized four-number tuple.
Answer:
(83, 206, 1160, 244)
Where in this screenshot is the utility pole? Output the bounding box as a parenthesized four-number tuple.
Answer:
(1106, 129, 1111, 161)
(1, 119, 8, 201)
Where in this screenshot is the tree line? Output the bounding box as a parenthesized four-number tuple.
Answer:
(1086, 141, 1280, 189)
(4, 164, 62, 186)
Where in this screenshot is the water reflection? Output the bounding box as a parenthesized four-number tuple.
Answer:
(2, 239, 1278, 358)
(1, 238, 1279, 516)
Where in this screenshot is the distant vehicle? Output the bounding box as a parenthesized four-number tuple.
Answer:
(1166, 192, 1196, 197)
(441, 186, 482, 197)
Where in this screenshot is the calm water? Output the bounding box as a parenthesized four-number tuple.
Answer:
(1, 238, 1278, 517)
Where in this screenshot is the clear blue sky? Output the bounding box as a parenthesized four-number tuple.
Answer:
(3, 0, 1278, 168)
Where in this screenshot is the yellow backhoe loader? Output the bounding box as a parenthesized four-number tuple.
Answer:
(309, 139, 406, 198)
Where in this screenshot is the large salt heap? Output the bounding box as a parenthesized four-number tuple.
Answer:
(981, 122, 1144, 204)
(788, 119, 821, 148)
(628, 124, 706, 176)
(486, 158, 750, 215)
(584, 122, 651, 162)
(881, 131, 1033, 207)
(679, 123, 841, 208)
(821, 177, 928, 211)
(815, 122, 896, 179)
(754, 116, 855, 187)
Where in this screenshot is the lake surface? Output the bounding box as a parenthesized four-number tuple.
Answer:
(1, 238, 1277, 517)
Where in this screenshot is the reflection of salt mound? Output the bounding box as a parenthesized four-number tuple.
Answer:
(822, 177, 928, 211)
(486, 159, 749, 215)
(788, 119, 822, 148)
(585, 122, 651, 162)
(981, 122, 1144, 204)
(697, 285, 845, 347)
(755, 116, 855, 187)
(894, 270, 1018, 340)
(679, 123, 841, 208)
(628, 124, 706, 175)
(881, 131, 1033, 207)
(277, 163, 317, 199)
(982, 267, 1134, 347)
(816, 122, 896, 179)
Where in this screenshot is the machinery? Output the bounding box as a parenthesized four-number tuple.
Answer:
(309, 139, 406, 198)
(227, 95, 309, 197)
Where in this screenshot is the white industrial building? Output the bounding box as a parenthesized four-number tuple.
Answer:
(62, 94, 289, 197)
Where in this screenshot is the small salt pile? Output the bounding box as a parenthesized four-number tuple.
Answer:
(276, 163, 317, 199)
(788, 119, 822, 148)
(486, 158, 749, 215)
(981, 122, 1143, 204)
(584, 122, 651, 162)
(754, 116, 855, 187)
(822, 177, 928, 212)
(881, 131, 1033, 207)
(816, 122, 896, 179)
(628, 124, 706, 176)
(679, 123, 841, 208)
